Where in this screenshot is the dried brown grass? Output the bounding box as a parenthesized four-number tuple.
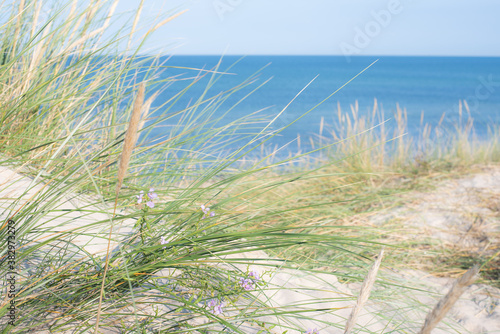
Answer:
(344, 248, 384, 334)
(94, 82, 145, 334)
(418, 264, 480, 334)
(115, 82, 145, 197)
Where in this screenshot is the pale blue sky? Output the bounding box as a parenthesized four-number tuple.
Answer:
(115, 0, 500, 56)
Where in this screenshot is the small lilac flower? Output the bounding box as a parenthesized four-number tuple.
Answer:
(141, 188, 158, 208)
(305, 329, 319, 334)
(201, 204, 215, 219)
(213, 302, 224, 315)
(136, 191, 144, 204)
(248, 270, 260, 281)
(207, 299, 224, 316)
(201, 204, 210, 215)
(148, 188, 158, 200)
(239, 277, 254, 291)
(160, 236, 167, 249)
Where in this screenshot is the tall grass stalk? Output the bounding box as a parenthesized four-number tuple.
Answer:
(344, 248, 384, 334)
(94, 82, 146, 334)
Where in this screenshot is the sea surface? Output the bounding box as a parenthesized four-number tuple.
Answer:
(145, 56, 500, 157)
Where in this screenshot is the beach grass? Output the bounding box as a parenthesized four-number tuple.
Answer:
(0, 1, 499, 333)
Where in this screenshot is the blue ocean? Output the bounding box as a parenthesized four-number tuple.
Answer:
(147, 56, 500, 155)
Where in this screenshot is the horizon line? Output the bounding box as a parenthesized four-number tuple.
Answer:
(146, 53, 500, 58)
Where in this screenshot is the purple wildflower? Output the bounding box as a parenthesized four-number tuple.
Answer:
(207, 299, 224, 316)
(136, 191, 144, 204)
(201, 204, 215, 219)
(248, 270, 260, 281)
(213, 303, 224, 315)
(239, 277, 254, 291)
(148, 188, 158, 200)
(137, 188, 157, 208)
(305, 329, 319, 334)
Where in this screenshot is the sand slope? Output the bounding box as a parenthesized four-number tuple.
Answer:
(1, 164, 499, 333)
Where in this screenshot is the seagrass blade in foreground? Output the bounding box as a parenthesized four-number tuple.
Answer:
(344, 248, 384, 334)
(95, 82, 145, 334)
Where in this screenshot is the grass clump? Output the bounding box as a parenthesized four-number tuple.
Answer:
(0, 1, 389, 333)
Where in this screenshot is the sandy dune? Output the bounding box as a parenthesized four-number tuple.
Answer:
(1, 164, 499, 333)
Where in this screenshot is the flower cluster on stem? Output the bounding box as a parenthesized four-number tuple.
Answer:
(201, 204, 215, 219)
(207, 299, 224, 316)
(135, 188, 158, 245)
(239, 270, 260, 291)
(137, 188, 158, 208)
